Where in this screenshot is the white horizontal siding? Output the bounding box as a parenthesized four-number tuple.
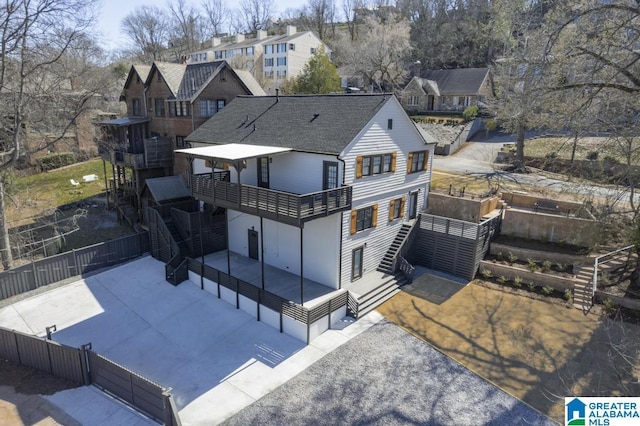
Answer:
(226, 210, 340, 287)
(338, 97, 435, 285)
(228, 152, 342, 195)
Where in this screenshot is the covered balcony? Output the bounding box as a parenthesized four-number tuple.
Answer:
(177, 144, 352, 227)
(190, 172, 351, 227)
(98, 117, 172, 170)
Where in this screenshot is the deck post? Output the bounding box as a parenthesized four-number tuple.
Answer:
(261, 217, 265, 290)
(300, 226, 304, 305)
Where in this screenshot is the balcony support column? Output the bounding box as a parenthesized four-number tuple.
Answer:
(260, 216, 265, 290)
(300, 226, 304, 306)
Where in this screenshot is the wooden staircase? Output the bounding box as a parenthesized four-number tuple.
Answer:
(377, 223, 412, 274)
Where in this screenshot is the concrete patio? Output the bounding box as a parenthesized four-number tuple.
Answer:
(0, 255, 381, 425)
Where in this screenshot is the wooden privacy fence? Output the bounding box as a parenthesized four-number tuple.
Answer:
(0, 326, 181, 425)
(0, 232, 149, 301)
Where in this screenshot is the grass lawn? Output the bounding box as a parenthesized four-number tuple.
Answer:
(523, 136, 638, 163)
(9, 159, 111, 225)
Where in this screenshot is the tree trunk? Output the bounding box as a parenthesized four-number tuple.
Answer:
(514, 123, 526, 172)
(0, 176, 12, 270)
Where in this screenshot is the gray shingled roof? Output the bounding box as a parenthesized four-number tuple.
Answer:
(418, 68, 489, 95)
(133, 65, 151, 83)
(186, 94, 393, 155)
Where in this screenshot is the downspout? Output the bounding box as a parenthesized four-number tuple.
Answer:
(143, 86, 149, 118)
(337, 155, 346, 289)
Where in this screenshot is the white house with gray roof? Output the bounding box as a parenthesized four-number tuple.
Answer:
(176, 94, 436, 315)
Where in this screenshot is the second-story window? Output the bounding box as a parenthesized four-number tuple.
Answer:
(215, 51, 223, 59)
(277, 57, 287, 66)
(173, 101, 190, 117)
(154, 98, 165, 116)
(350, 205, 378, 234)
(246, 46, 254, 56)
(216, 99, 225, 111)
(132, 98, 142, 115)
(389, 197, 405, 221)
(176, 136, 186, 148)
(356, 153, 396, 178)
(265, 44, 274, 54)
(408, 150, 428, 174)
(199, 100, 216, 117)
(277, 43, 286, 53)
(265, 58, 274, 67)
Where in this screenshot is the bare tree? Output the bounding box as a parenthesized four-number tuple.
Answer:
(0, 0, 100, 269)
(336, 14, 411, 92)
(299, 0, 337, 41)
(121, 5, 170, 63)
(342, 0, 367, 41)
(235, 0, 276, 33)
(202, 0, 229, 37)
(168, 0, 204, 58)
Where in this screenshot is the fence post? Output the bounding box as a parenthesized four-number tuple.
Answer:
(32, 261, 40, 289)
(72, 249, 78, 276)
(13, 332, 21, 365)
(45, 339, 54, 374)
(80, 343, 92, 385)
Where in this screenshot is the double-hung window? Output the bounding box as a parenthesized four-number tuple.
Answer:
(154, 98, 165, 116)
(199, 100, 216, 117)
(408, 150, 428, 173)
(350, 205, 378, 234)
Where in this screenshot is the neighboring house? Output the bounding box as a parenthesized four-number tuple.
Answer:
(176, 94, 435, 296)
(400, 68, 493, 113)
(189, 26, 327, 92)
(97, 60, 265, 224)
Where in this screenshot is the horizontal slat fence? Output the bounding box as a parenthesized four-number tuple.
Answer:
(0, 232, 149, 301)
(0, 327, 87, 385)
(188, 258, 348, 342)
(89, 351, 167, 423)
(0, 325, 180, 425)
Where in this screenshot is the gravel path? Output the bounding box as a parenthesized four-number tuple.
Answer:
(223, 320, 554, 425)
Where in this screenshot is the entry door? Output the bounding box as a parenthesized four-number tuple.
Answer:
(257, 157, 269, 188)
(323, 161, 338, 190)
(248, 229, 259, 260)
(408, 191, 418, 219)
(352, 247, 363, 281)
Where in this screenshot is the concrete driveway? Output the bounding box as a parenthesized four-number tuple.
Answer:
(0, 256, 378, 425)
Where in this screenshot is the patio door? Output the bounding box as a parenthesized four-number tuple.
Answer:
(408, 191, 418, 219)
(248, 229, 259, 260)
(258, 157, 269, 188)
(323, 161, 338, 190)
(352, 246, 363, 281)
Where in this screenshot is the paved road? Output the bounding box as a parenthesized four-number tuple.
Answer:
(224, 320, 554, 426)
(434, 131, 635, 203)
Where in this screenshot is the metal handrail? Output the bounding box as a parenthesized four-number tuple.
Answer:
(592, 245, 634, 297)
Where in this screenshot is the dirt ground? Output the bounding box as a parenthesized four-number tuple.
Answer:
(378, 281, 640, 425)
(0, 359, 80, 426)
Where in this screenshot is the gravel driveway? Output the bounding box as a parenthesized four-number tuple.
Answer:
(223, 320, 554, 425)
